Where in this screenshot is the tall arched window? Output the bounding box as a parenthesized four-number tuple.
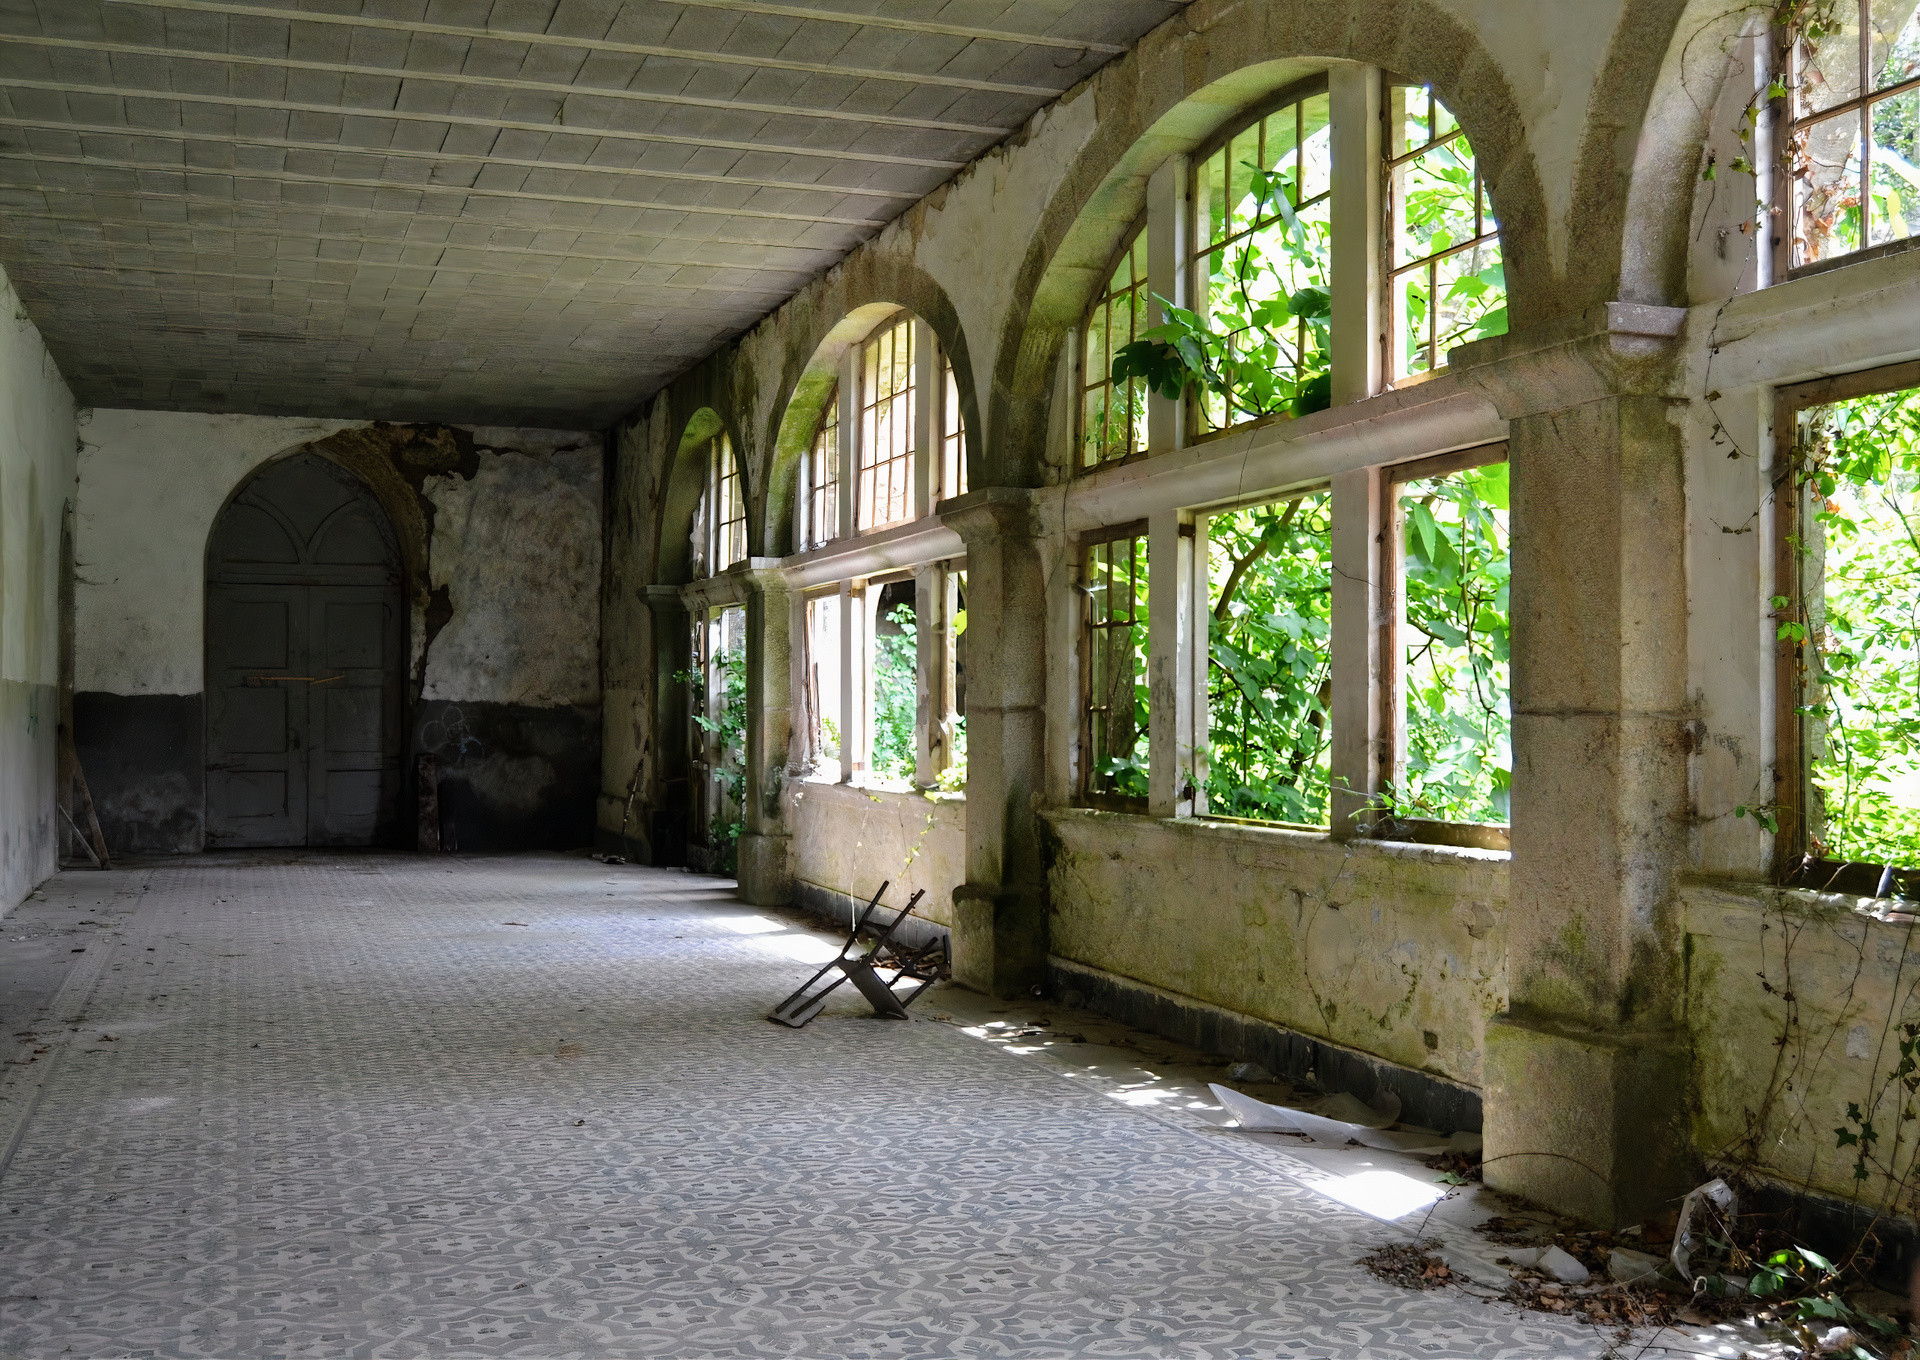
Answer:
(1386, 83, 1504, 380)
(1190, 86, 1334, 434)
(694, 431, 745, 578)
(1080, 226, 1150, 468)
(858, 317, 917, 531)
(940, 349, 968, 499)
(805, 391, 838, 550)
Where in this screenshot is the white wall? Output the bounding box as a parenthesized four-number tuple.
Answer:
(0, 263, 77, 912)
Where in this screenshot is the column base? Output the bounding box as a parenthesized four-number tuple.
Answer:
(1483, 1013, 1694, 1227)
(735, 832, 792, 907)
(951, 883, 1047, 998)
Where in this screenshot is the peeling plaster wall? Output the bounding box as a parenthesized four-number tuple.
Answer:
(0, 262, 76, 914)
(790, 783, 965, 932)
(1045, 812, 1509, 1088)
(73, 411, 603, 853)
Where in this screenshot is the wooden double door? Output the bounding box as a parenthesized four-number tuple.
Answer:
(205, 453, 404, 848)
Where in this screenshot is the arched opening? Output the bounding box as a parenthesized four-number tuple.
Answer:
(204, 450, 405, 848)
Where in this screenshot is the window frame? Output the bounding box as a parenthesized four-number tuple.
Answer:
(1383, 81, 1501, 384)
(1773, 360, 1920, 894)
(856, 316, 918, 533)
(1186, 74, 1335, 438)
(699, 430, 746, 579)
(939, 351, 968, 502)
(805, 388, 839, 551)
(1776, 1, 1920, 277)
(1078, 519, 1152, 811)
(1376, 442, 1512, 852)
(1076, 217, 1151, 473)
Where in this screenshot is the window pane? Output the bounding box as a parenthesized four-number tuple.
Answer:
(1397, 135, 1479, 267)
(1297, 93, 1333, 202)
(1802, 6, 1865, 115)
(1398, 463, 1511, 825)
(1082, 534, 1149, 802)
(805, 594, 842, 777)
(858, 318, 916, 530)
(1430, 240, 1507, 361)
(1796, 387, 1920, 867)
(1205, 491, 1334, 826)
(870, 581, 917, 784)
(1872, 0, 1920, 90)
(1796, 110, 1866, 263)
(1079, 225, 1149, 469)
(1870, 88, 1920, 245)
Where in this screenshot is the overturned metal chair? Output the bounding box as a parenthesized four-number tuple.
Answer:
(769, 880, 948, 1027)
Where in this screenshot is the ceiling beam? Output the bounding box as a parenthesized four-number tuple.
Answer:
(8, 36, 1015, 138)
(0, 116, 922, 204)
(663, 0, 1129, 54)
(99, 0, 1068, 99)
(0, 78, 968, 170)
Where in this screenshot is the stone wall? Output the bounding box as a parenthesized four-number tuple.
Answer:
(73, 413, 604, 853)
(0, 262, 76, 913)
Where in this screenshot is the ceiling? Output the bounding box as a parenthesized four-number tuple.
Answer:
(0, 0, 1182, 429)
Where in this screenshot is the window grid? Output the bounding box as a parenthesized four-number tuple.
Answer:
(940, 351, 968, 500)
(1081, 528, 1150, 807)
(1785, 0, 1920, 269)
(807, 388, 838, 549)
(1079, 227, 1150, 470)
(1386, 84, 1500, 379)
(711, 432, 746, 572)
(1191, 91, 1333, 435)
(858, 319, 917, 531)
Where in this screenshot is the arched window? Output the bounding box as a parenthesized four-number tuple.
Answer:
(857, 317, 917, 531)
(940, 349, 968, 499)
(694, 431, 745, 578)
(1080, 226, 1149, 468)
(1386, 83, 1504, 380)
(805, 392, 838, 550)
(1190, 86, 1334, 434)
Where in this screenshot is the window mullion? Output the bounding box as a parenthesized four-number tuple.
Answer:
(1146, 154, 1188, 456)
(1329, 63, 1383, 406)
(1147, 507, 1196, 817)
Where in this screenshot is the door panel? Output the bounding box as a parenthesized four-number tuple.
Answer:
(206, 583, 307, 847)
(206, 452, 402, 848)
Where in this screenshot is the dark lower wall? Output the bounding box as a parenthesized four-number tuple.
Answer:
(73, 691, 204, 855)
(415, 700, 600, 851)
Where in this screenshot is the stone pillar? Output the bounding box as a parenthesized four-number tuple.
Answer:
(1458, 303, 1695, 1226)
(943, 489, 1048, 997)
(736, 561, 795, 906)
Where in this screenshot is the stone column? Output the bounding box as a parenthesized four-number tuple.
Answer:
(735, 561, 795, 906)
(943, 489, 1049, 997)
(1458, 303, 1695, 1226)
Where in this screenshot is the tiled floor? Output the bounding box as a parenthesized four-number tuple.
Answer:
(0, 853, 1697, 1358)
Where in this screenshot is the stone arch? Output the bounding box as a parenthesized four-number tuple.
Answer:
(750, 261, 981, 552)
(987, 2, 1552, 485)
(1601, 0, 1774, 307)
(656, 405, 740, 587)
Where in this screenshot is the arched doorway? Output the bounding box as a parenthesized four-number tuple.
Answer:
(205, 452, 405, 848)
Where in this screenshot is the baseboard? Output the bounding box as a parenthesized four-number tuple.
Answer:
(1709, 1161, 1919, 1292)
(1048, 957, 1483, 1136)
(792, 880, 950, 952)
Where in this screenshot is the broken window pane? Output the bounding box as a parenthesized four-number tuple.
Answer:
(1206, 490, 1334, 826)
(1190, 92, 1334, 434)
(1795, 387, 1920, 867)
(1082, 531, 1149, 804)
(1387, 84, 1505, 380)
(1396, 461, 1512, 826)
(869, 581, 917, 785)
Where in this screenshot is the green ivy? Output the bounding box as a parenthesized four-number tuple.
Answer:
(871, 604, 918, 783)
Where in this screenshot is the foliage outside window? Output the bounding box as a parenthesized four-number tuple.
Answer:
(858, 318, 917, 531)
(1205, 490, 1334, 825)
(1785, 0, 1920, 268)
(806, 389, 838, 549)
(1080, 227, 1151, 468)
(803, 592, 841, 775)
(1082, 529, 1150, 804)
(683, 607, 746, 875)
(940, 351, 968, 500)
(1387, 83, 1506, 380)
(938, 570, 968, 791)
(870, 585, 918, 784)
(1186, 91, 1334, 434)
(1391, 459, 1512, 825)
(1789, 386, 1920, 870)
(694, 432, 746, 578)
